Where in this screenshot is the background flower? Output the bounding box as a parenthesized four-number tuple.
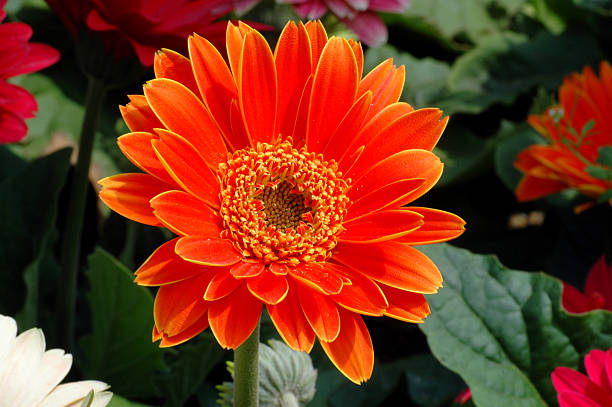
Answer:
(277, 0, 410, 46)
(99, 20, 464, 384)
(0, 0, 59, 143)
(514, 62, 612, 208)
(553, 347, 612, 407)
(562, 255, 612, 313)
(0, 314, 112, 407)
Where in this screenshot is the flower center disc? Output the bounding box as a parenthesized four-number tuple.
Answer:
(218, 141, 350, 265)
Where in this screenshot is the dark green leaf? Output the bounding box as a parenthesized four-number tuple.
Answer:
(419, 244, 612, 406)
(596, 146, 612, 167)
(107, 395, 153, 407)
(585, 165, 612, 181)
(81, 249, 165, 399)
(574, 0, 612, 15)
(0, 148, 71, 315)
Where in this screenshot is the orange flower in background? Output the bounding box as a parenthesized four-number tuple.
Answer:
(99, 20, 464, 383)
(515, 62, 612, 209)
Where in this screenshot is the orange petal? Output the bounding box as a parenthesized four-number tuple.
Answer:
(226, 21, 252, 78)
(229, 98, 251, 149)
(289, 74, 313, 147)
(266, 288, 315, 352)
(119, 94, 163, 133)
(117, 132, 175, 186)
(135, 238, 210, 286)
(239, 30, 277, 145)
(175, 237, 242, 267)
(515, 174, 567, 202)
(366, 64, 405, 122)
(322, 91, 372, 162)
(348, 149, 443, 205)
(246, 271, 289, 305)
(380, 284, 431, 323)
(159, 312, 210, 347)
(153, 48, 199, 95)
(306, 37, 358, 153)
(319, 308, 373, 384)
(208, 283, 263, 349)
(358, 58, 393, 98)
(305, 20, 328, 71)
(188, 33, 240, 149)
(154, 273, 212, 340)
(333, 241, 443, 294)
(296, 284, 341, 342)
(350, 108, 448, 178)
(274, 21, 312, 141)
(340, 209, 424, 243)
(143, 78, 227, 168)
(150, 190, 222, 237)
(151, 129, 220, 208)
(230, 262, 265, 278)
(98, 173, 169, 226)
(346, 178, 425, 221)
(204, 268, 242, 300)
(331, 264, 388, 316)
(396, 207, 465, 245)
(269, 263, 289, 275)
(348, 39, 363, 79)
(288, 262, 343, 295)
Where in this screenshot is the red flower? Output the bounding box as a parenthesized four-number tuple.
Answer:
(44, 0, 256, 66)
(0, 0, 59, 143)
(279, 0, 410, 46)
(515, 62, 612, 209)
(454, 388, 472, 404)
(562, 255, 612, 314)
(553, 348, 612, 407)
(99, 20, 464, 383)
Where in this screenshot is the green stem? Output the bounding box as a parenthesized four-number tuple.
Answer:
(234, 321, 260, 407)
(58, 76, 107, 352)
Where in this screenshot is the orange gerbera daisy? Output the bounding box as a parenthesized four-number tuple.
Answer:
(99, 20, 464, 384)
(515, 61, 612, 208)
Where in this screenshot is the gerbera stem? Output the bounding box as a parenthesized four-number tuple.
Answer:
(233, 321, 260, 407)
(58, 76, 107, 351)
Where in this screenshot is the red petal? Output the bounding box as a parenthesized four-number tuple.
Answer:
(297, 284, 340, 342)
(340, 209, 424, 243)
(230, 262, 265, 278)
(346, 178, 425, 221)
(306, 37, 358, 153)
(380, 284, 430, 322)
(208, 283, 263, 349)
(333, 241, 443, 293)
(153, 48, 199, 95)
(239, 30, 277, 145)
(119, 95, 163, 133)
(143, 78, 227, 168)
(246, 271, 289, 305)
(562, 282, 594, 313)
(330, 263, 388, 316)
(585, 350, 612, 394)
(274, 21, 312, 142)
(150, 190, 222, 237)
(188, 34, 239, 149)
(305, 21, 328, 71)
(288, 262, 343, 295)
(552, 367, 612, 406)
(319, 308, 373, 384)
(204, 268, 242, 301)
(175, 237, 242, 267)
(515, 174, 567, 202)
(266, 288, 315, 352)
(395, 207, 465, 245)
(557, 392, 603, 407)
(151, 129, 220, 208)
(98, 173, 170, 226)
(584, 256, 612, 310)
(154, 274, 211, 341)
(117, 132, 176, 185)
(135, 238, 210, 286)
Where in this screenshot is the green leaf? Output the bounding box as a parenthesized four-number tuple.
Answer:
(158, 333, 226, 407)
(447, 30, 601, 114)
(528, 0, 584, 33)
(419, 244, 612, 406)
(81, 249, 165, 399)
(596, 146, 612, 167)
(107, 395, 153, 407)
(574, 0, 612, 15)
(586, 165, 612, 180)
(0, 148, 71, 315)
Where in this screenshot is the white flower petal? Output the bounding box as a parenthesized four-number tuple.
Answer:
(20, 349, 72, 406)
(67, 391, 112, 407)
(0, 328, 46, 407)
(37, 380, 110, 407)
(0, 315, 17, 370)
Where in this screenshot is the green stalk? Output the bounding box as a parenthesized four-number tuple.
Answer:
(58, 76, 107, 351)
(233, 320, 260, 407)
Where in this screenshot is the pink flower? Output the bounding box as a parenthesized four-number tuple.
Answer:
(562, 256, 612, 314)
(0, 0, 59, 143)
(454, 388, 472, 404)
(278, 0, 410, 46)
(44, 0, 261, 66)
(552, 348, 612, 407)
